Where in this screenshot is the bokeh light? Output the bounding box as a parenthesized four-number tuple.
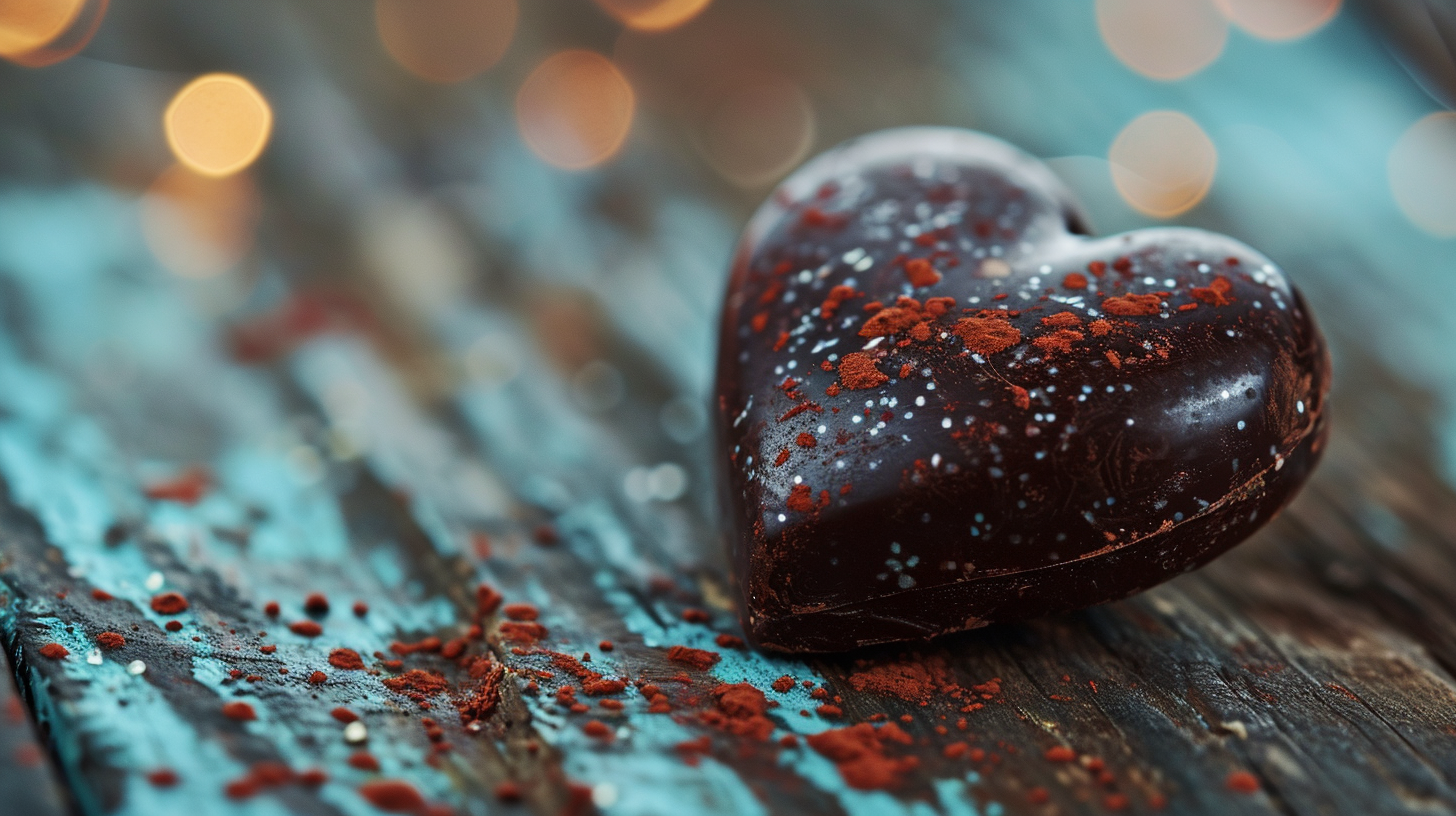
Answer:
(0, 0, 106, 68)
(1213, 0, 1339, 41)
(164, 74, 273, 178)
(141, 164, 260, 279)
(696, 79, 815, 187)
(516, 50, 635, 171)
(1389, 112, 1456, 238)
(375, 0, 517, 83)
(1096, 0, 1227, 81)
(593, 0, 712, 33)
(1108, 110, 1217, 218)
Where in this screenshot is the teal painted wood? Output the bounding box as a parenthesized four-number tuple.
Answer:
(2, 2, 1456, 815)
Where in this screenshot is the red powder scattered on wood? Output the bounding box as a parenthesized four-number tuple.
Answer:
(859, 307, 921, 338)
(1087, 319, 1113, 337)
(303, 593, 329, 615)
(772, 676, 796, 693)
(806, 722, 918, 791)
(700, 683, 774, 741)
(165, 621, 183, 632)
(382, 670, 450, 703)
(903, 258, 942, 287)
(1226, 771, 1260, 793)
(681, 608, 710, 623)
(358, 780, 427, 813)
(795, 433, 816, 448)
(221, 701, 257, 721)
(846, 657, 952, 704)
(38, 643, 68, 660)
(495, 781, 522, 802)
(353, 601, 369, 617)
(504, 603, 539, 621)
(1041, 311, 1082, 329)
(476, 584, 503, 617)
(288, 621, 323, 637)
(773, 331, 789, 351)
(714, 634, 744, 649)
(348, 752, 381, 772)
(1044, 745, 1076, 762)
(1106, 350, 1121, 368)
(1112, 256, 1133, 274)
(498, 621, 548, 644)
(457, 662, 506, 725)
(329, 648, 365, 670)
(144, 467, 210, 504)
(1190, 275, 1234, 306)
(838, 353, 887, 390)
(1011, 385, 1031, 410)
(820, 285, 860, 320)
(774, 448, 790, 467)
(308, 671, 327, 685)
(817, 704, 844, 717)
(953, 317, 1021, 355)
(331, 707, 359, 723)
(1101, 293, 1161, 316)
(1088, 260, 1107, 277)
(298, 769, 328, 787)
(90, 589, 113, 601)
(147, 768, 180, 787)
(263, 601, 280, 617)
(751, 312, 768, 333)
(1063, 273, 1088, 289)
(666, 645, 720, 671)
(96, 632, 125, 650)
(582, 720, 614, 741)
(150, 592, 189, 615)
(786, 484, 816, 512)
(1032, 329, 1084, 354)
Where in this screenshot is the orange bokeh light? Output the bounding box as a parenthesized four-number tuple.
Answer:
(516, 51, 635, 171)
(1213, 0, 1339, 41)
(0, 0, 107, 68)
(1109, 110, 1218, 218)
(164, 74, 273, 178)
(593, 0, 712, 32)
(1096, 0, 1227, 81)
(375, 0, 517, 84)
(696, 79, 815, 187)
(141, 164, 260, 279)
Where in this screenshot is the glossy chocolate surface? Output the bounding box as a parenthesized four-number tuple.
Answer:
(714, 128, 1330, 653)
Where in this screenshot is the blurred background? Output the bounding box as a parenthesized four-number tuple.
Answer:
(2, 0, 1456, 530)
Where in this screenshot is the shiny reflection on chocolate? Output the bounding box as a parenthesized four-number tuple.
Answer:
(715, 128, 1329, 652)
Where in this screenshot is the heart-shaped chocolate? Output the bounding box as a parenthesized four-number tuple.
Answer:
(715, 128, 1329, 653)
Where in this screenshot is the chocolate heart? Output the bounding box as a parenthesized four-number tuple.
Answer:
(714, 128, 1329, 653)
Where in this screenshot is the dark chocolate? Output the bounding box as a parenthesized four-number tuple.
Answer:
(714, 128, 1330, 653)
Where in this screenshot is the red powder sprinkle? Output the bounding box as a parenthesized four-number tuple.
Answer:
(494, 781, 522, 802)
(847, 657, 952, 704)
(599, 640, 614, 651)
(143, 467, 210, 504)
(953, 317, 1021, 355)
(147, 768, 180, 787)
(329, 648, 365, 670)
(38, 643, 68, 660)
(666, 645, 720, 670)
(773, 331, 789, 351)
(303, 593, 330, 615)
(90, 589, 113, 601)
(714, 634, 745, 650)
(96, 632, 125, 650)
(1010, 385, 1031, 410)
(772, 676, 796, 693)
(583, 677, 628, 696)
(817, 704, 844, 717)
(263, 601, 280, 617)
(358, 780, 426, 813)
(1101, 293, 1161, 316)
(1106, 350, 1122, 368)
(297, 768, 328, 787)
(352, 601, 369, 617)
(786, 484, 816, 513)
(681, 608, 710, 623)
(751, 312, 768, 333)
(1226, 771, 1260, 794)
(347, 752, 381, 772)
(777, 401, 823, 422)
(1112, 256, 1133, 274)
(330, 707, 359, 723)
(150, 592, 189, 615)
(838, 352, 888, 390)
(498, 621, 548, 644)
(1044, 746, 1076, 762)
(903, 258, 942, 287)
(795, 432, 817, 448)
(1041, 311, 1082, 329)
(1190, 275, 1234, 306)
(165, 620, 183, 632)
(476, 583, 503, 616)
(288, 621, 323, 637)
(504, 603, 539, 622)
(1062, 272, 1088, 289)
(806, 722, 918, 791)
(1032, 329, 1084, 354)
(1088, 260, 1107, 277)
(392, 636, 442, 655)
(701, 683, 774, 741)
(582, 720, 614, 741)
(858, 306, 922, 338)
(382, 669, 450, 702)
(308, 671, 327, 685)
(820, 285, 860, 320)
(774, 448, 791, 467)
(221, 702, 257, 721)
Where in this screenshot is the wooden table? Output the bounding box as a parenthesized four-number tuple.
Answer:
(3, 1, 1456, 813)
